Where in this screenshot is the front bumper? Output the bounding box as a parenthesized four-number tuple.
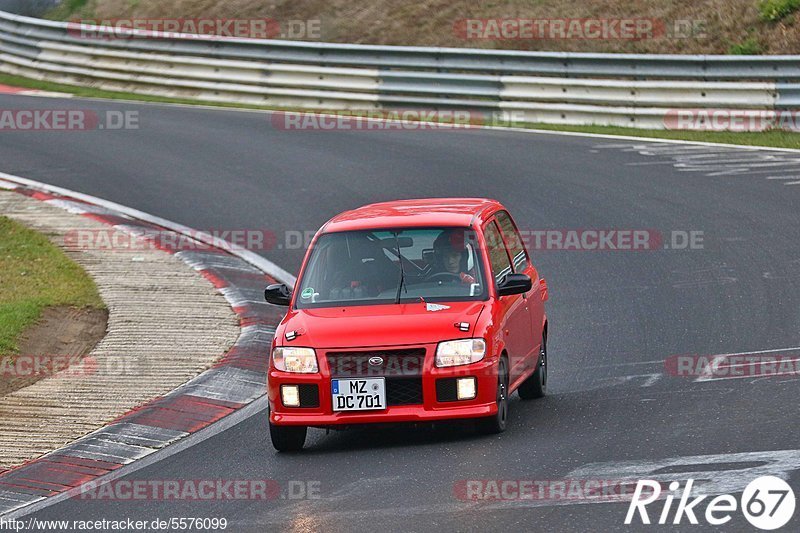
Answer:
(268, 348, 499, 427)
(270, 402, 498, 426)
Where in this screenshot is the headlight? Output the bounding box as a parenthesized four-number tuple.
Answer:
(273, 347, 318, 373)
(435, 338, 486, 367)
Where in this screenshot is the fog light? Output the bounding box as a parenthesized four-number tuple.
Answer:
(281, 385, 300, 407)
(456, 377, 476, 400)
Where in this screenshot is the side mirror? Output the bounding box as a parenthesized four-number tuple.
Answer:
(497, 273, 532, 297)
(264, 283, 292, 306)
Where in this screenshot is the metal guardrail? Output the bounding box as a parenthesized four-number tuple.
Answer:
(1, 9, 798, 130)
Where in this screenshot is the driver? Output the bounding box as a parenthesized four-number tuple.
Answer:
(428, 229, 476, 284)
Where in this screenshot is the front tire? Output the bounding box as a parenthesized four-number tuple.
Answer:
(270, 422, 307, 452)
(478, 357, 509, 434)
(518, 335, 547, 400)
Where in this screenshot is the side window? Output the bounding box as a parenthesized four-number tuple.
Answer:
(495, 211, 529, 272)
(483, 221, 512, 283)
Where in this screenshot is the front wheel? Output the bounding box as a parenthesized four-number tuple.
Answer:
(478, 357, 509, 434)
(270, 422, 307, 452)
(518, 336, 547, 400)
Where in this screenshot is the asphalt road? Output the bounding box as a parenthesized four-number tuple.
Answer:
(2, 95, 799, 532)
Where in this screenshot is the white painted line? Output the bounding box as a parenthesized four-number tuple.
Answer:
(717, 357, 800, 370)
(696, 371, 800, 383)
(0, 171, 296, 286)
(22, 90, 74, 98)
(582, 359, 664, 370)
(695, 346, 800, 382)
(699, 346, 800, 358)
(609, 373, 662, 388)
(707, 166, 800, 177)
(674, 156, 789, 167)
(785, 180, 800, 185)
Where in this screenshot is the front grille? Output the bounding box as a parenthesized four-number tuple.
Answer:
(326, 348, 426, 406)
(386, 377, 423, 405)
(326, 348, 425, 377)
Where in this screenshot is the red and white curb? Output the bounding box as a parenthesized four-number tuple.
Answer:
(0, 83, 73, 98)
(0, 173, 289, 515)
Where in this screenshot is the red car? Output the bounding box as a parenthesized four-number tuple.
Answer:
(264, 198, 549, 451)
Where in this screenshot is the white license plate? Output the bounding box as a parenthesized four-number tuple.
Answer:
(331, 377, 386, 411)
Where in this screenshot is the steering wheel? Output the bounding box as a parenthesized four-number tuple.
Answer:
(426, 272, 462, 284)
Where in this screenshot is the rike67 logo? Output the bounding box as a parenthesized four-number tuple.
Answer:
(626, 476, 795, 530)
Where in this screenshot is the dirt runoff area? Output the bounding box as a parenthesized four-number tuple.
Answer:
(1, 306, 108, 396)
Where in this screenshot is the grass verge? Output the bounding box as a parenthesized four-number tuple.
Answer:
(2, 72, 800, 150)
(0, 216, 104, 356)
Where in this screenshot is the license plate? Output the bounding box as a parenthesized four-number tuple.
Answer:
(331, 377, 386, 411)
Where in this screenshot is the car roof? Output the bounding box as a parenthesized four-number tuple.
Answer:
(321, 198, 505, 233)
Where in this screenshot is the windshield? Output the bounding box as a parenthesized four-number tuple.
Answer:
(295, 227, 487, 308)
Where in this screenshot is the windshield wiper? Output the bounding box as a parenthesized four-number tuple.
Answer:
(394, 232, 407, 304)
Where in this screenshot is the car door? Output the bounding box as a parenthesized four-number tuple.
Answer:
(483, 218, 534, 384)
(495, 210, 545, 377)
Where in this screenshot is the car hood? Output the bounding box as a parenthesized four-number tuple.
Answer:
(277, 301, 486, 349)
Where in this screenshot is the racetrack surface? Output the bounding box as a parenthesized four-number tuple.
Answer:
(1, 95, 799, 531)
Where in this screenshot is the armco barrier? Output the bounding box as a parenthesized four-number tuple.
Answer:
(1, 9, 799, 129)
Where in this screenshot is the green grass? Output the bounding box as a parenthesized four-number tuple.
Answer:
(759, 0, 800, 21)
(511, 122, 800, 149)
(2, 72, 800, 150)
(729, 36, 763, 55)
(0, 216, 104, 356)
(44, 0, 94, 21)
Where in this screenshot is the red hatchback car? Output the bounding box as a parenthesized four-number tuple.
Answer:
(264, 198, 549, 451)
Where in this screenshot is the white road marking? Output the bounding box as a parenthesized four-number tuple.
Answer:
(602, 142, 800, 183)
(717, 357, 800, 370)
(695, 346, 800, 382)
(604, 373, 663, 388)
(567, 449, 800, 498)
(250, 449, 800, 523)
(699, 371, 800, 383)
(582, 359, 664, 370)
